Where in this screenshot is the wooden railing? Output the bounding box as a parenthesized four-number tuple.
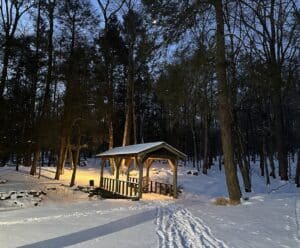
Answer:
(101, 177, 139, 198)
(128, 176, 148, 187)
(101, 177, 174, 198)
(148, 181, 173, 196)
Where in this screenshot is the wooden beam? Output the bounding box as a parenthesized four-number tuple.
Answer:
(98, 155, 137, 160)
(169, 159, 178, 198)
(136, 157, 144, 199)
(99, 158, 106, 188)
(145, 159, 154, 189)
(125, 158, 132, 182)
(144, 155, 177, 161)
(114, 158, 122, 192)
(146, 163, 150, 189)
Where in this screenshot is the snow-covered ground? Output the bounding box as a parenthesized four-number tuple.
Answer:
(0, 159, 299, 248)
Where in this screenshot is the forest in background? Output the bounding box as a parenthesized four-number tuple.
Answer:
(0, 0, 299, 203)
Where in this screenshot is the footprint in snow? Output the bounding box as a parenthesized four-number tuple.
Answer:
(156, 204, 229, 248)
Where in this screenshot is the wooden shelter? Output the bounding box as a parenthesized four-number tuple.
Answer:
(96, 142, 186, 199)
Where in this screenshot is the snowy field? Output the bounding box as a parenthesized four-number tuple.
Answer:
(0, 159, 299, 248)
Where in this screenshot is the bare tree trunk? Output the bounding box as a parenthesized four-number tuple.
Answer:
(202, 111, 209, 174)
(295, 150, 300, 187)
(29, 0, 42, 177)
(70, 136, 81, 187)
(268, 153, 276, 178)
(191, 122, 198, 170)
(38, 151, 42, 179)
(265, 114, 276, 179)
(122, 43, 135, 147)
(48, 150, 53, 167)
(122, 104, 133, 146)
(234, 122, 252, 192)
(235, 138, 251, 192)
(214, 0, 241, 204)
(122, 43, 135, 173)
(263, 136, 270, 185)
(67, 139, 74, 170)
(259, 147, 265, 177)
(108, 120, 115, 175)
(237, 160, 252, 192)
(273, 94, 288, 180)
(16, 158, 19, 171)
(55, 136, 67, 180)
(61, 144, 68, 175)
(30, 146, 40, 176)
(41, 0, 55, 120)
(41, 151, 45, 167)
(132, 100, 137, 144)
(0, 46, 9, 98)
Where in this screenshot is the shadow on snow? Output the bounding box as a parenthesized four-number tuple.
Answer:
(19, 208, 156, 248)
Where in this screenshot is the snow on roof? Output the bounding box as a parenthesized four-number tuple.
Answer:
(96, 141, 186, 159)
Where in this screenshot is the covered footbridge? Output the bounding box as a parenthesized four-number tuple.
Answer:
(96, 142, 186, 199)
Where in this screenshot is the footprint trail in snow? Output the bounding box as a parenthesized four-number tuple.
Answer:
(156, 204, 229, 248)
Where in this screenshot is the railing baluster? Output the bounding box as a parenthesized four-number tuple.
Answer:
(134, 184, 138, 196)
(130, 183, 133, 196)
(122, 181, 125, 195)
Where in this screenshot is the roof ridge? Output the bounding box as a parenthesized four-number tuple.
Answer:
(96, 141, 186, 160)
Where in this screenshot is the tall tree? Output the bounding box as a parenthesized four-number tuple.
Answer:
(239, 0, 299, 180)
(96, 0, 126, 150)
(142, 0, 242, 203)
(214, 0, 241, 203)
(121, 3, 154, 146)
(55, 0, 98, 180)
(29, 0, 42, 175)
(0, 0, 34, 99)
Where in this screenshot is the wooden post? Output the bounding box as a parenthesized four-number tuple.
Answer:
(114, 158, 122, 192)
(126, 158, 131, 185)
(169, 159, 178, 198)
(146, 168, 150, 193)
(99, 158, 106, 188)
(121, 158, 131, 195)
(146, 160, 150, 190)
(137, 157, 143, 199)
(122, 181, 125, 195)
